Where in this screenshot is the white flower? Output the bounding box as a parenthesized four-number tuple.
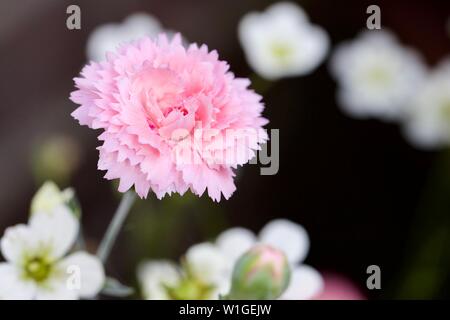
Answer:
(0, 206, 104, 300)
(402, 58, 450, 149)
(238, 2, 329, 80)
(216, 219, 323, 300)
(86, 12, 163, 62)
(137, 260, 180, 300)
(137, 244, 229, 300)
(185, 243, 231, 290)
(330, 30, 426, 120)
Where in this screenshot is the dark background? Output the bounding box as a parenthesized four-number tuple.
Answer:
(1, 0, 449, 299)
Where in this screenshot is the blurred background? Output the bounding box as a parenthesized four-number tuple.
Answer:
(1, 0, 450, 299)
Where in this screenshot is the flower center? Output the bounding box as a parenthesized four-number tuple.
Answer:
(269, 42, 293, 64)
(163, 105, 189, 117)
(165, 277, 215, 300)
(365, 66, 392, 87)
(24, 256, 52, 283)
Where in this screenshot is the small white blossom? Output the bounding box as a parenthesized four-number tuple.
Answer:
(403, 58, 450, 149)
(86, 12, 163, 62)
(238, 2, 329, 80)
(137, 244, 229, 300)
(185, 243, 231, 289)
(330, 30, 426, 120)
(0, 206, 104, 300)
(137, 260, 181, 300)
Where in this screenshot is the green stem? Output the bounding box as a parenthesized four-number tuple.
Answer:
(249, 73, 275, 95)
(393, 149, 450, 298)
(97, 191, 136, 263)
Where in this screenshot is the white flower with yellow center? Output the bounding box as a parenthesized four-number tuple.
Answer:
(330, 30, 426, 120)
(0, 206, 104, 300)
(238, 2, 329, 80)
(137, 260, 180, 300)
(403, 58, 450, 149)
(138, 243, 229, 300)
(86, 12, 163, 62)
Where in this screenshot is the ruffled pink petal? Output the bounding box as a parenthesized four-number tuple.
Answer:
(70, 33, 267, 201)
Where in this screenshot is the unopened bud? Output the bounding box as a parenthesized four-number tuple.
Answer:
(30, 181, 80, 219)
(225, 245, 290, 300)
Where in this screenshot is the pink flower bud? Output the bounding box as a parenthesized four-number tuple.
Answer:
(225, 245, 290, 300)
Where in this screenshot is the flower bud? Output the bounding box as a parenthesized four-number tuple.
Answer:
(30, 181, 80, 218)
(225, 244, 290, 300)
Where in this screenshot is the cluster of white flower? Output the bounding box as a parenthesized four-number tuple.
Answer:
(330, 30, 426, 120)
(238, 3, 450, 149)
(330, 29, 450, 149)
(0, 182, 105, 300)
(138, 219, 323, 300)
(402, 59, 450, 149)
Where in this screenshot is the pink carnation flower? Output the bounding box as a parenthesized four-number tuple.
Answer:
(70, 34, 268, 201)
